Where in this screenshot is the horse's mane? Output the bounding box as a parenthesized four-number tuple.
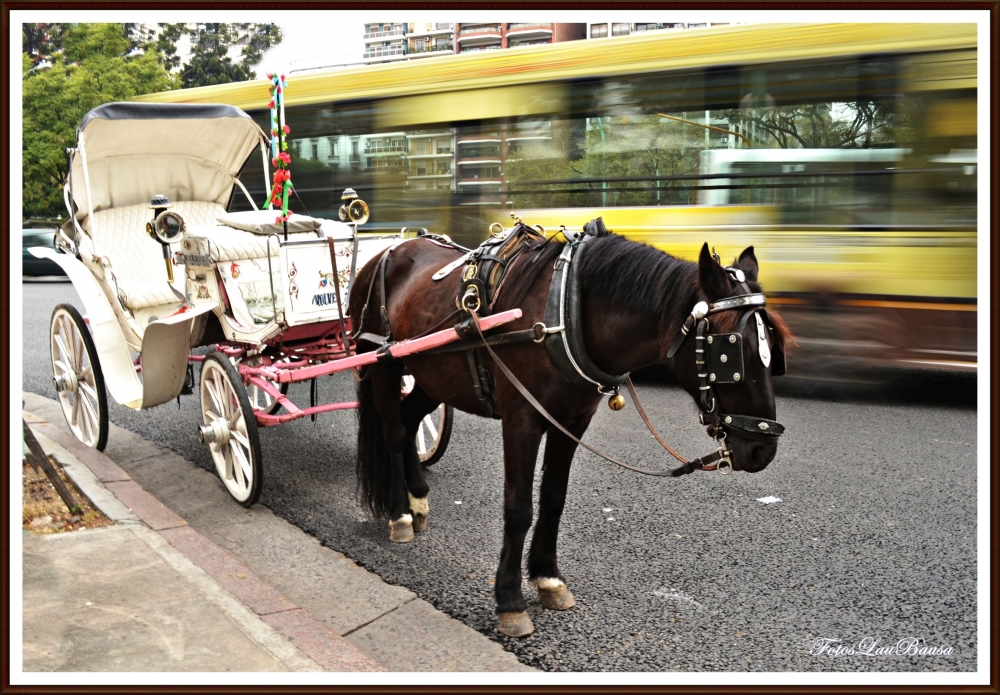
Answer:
(503, 232, 796, 353)
(501, 233, 697, 330)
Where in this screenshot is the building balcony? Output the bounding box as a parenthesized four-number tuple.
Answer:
(506, 24, 553, 41)
(504, 134, 552, 143)
(458, 135, 502, 144)
(458, 177, 503, 186)
(406, 130, 454, 139)
(409, 151, 454, 159)
(364, 28, 406, 42)
(408, 45, 454, 58)
(363, 46, 407, 63)
(457, 25, 502, 46)
(408, 25, 453, 38)
(458, 159, 502, 166)
(409, 172, 454, 179)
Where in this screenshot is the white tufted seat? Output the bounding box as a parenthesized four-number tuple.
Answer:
(82, 201, 227, 311)
(187, 224, 320, 263)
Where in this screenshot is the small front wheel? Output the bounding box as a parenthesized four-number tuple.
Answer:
(199, 353, 262, 506)
(401, 375, 453, 467)
(50, 304, 108, 450)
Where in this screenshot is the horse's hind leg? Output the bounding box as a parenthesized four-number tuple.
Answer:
(528, 426, 586, 612)
(400, 384, 437, 533)
(370, 365, 415, 543)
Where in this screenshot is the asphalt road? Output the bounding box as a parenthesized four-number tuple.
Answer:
(19, 279, 979, 672)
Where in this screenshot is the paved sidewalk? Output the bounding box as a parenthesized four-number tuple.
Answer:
(22, 392, 532, 673)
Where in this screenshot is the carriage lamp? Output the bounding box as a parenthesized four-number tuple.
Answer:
(145, 195, 185, 284)
(338, 188, 369, 225)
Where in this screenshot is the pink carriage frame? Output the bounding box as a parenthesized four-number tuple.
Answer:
(173, 309, 524, 427)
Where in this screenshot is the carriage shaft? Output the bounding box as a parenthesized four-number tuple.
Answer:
(252, 309, 523, 385)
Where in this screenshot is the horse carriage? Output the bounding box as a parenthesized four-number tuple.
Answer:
(34, 99, 793, 638)
(29, 101, 523, 506)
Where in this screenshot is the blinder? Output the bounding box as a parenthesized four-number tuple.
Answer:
(706, 333, 744, 384)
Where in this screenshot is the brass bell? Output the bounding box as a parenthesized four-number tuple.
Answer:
(608, 393, 626, 411)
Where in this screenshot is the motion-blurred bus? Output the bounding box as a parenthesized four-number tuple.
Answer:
(134, 23, 978, 376)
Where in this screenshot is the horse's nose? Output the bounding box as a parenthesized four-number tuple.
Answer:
(741, 441, 777, 472)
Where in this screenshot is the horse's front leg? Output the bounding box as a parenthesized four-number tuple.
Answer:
(528, 425, 586, 612)
(495, 410, 545, 637)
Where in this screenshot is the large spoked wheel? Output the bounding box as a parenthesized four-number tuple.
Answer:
(199, 352, 263, 506)
(401, 375, 453, 468)
(238, 356, 289, 415)
(50, 304, 108, 451)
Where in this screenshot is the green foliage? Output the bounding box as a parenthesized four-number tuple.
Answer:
(22, 23, 67, 59)
(180, 23, 282, 89)
(22, 23, 179, 219)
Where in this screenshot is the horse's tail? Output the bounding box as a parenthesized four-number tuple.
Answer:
(355, 371, 392, 519)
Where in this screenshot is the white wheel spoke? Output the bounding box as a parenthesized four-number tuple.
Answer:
(78, 364, 93, 380)
(230, 428, 251, 449)
(79, 381, 99, 402)
(73, 330, 84, 370)
(53, 359, 72, 377)
(230, 442, 250, 490)
(205, 376, 225, 417)
(422, 414, 438, 441)
(204, 409, 224, 423)
(80, 393, 99, 442)
(222, 443, 235, 481)
(416, 426, 427, 454)
(70, 392, 80, 429)
(54, 333, 72, 366)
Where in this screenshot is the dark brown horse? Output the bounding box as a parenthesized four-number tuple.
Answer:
(349, 226, 793, 637)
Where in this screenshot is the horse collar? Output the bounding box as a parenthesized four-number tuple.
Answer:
(541, 233, 628, 395)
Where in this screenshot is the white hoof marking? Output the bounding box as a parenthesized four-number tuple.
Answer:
(408, 494, 429, 517)
(532, 577, 566, 592)
(389, 513, 413, 532)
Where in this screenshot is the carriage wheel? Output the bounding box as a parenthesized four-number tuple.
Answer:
(199, 352, 262, 506)
(50, 304, 108, 451)
(237, 356, 289, 415)
(401, 375, 453, 468)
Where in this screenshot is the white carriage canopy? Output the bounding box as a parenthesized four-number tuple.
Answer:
(70, 102, 268, 217)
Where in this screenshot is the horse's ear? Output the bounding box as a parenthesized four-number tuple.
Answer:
(698, 242, 734, 300)
(733, 246, 759, 282)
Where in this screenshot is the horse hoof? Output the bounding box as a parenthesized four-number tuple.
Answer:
(389, 514, 414, 543)
(497, 611, 534, 638)
(533, 578, 576, 611)
(409, 494, 429, 533)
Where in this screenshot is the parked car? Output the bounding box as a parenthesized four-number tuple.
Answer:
(22, 227, 66, 277)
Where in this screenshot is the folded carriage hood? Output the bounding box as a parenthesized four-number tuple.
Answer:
(70, 102, 268, 215)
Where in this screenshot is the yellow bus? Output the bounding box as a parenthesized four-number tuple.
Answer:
(134, 23, 978, 376)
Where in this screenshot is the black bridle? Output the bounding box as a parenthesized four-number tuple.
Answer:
(665, 281, 786, 475)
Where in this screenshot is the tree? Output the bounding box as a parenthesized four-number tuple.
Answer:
(724, 100, 908, 149)
(179, 23, 281, 89)
(22, 24, 179, 219)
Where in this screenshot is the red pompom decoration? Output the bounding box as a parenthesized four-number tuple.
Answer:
(283, 124, 291, 134)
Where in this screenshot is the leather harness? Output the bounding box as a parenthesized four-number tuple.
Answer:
(356, 220, 786, 476)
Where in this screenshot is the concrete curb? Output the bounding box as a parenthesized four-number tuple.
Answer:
(25, 415, 385, 673)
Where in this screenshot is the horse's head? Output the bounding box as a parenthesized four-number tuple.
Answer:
(670, 243, 794, 473)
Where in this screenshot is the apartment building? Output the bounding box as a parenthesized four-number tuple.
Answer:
(407, 23, 454, 59)
(454, 23, 585, 53)
(363, 22, 408, 64)
(586, 22, 730, 39)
